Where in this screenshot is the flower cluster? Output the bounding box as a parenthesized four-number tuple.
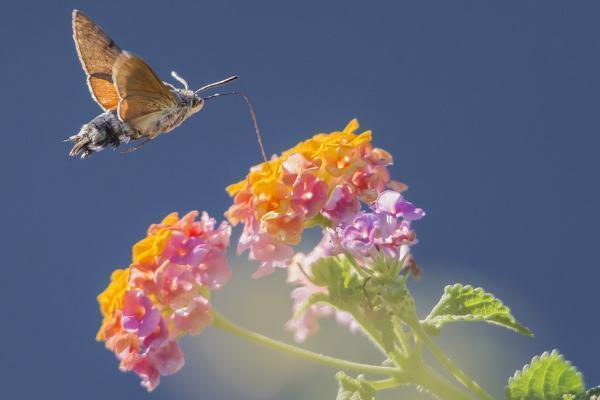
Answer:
(96, 211, 231, 391)
(226, 119, 405, 277)
(225, 118, 424, 341)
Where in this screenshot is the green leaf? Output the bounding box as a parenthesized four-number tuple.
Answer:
(577, 386, 600, 400)
(336, 372, 376, 400)
(506, 350, 585, 400)
(310, 255, 355, 289)
(587, 386, 600, 395)
(424, 284, 533, 337)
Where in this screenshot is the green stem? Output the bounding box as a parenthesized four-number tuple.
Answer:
(406, 362, 478, 400)
(368, 364, 477, 400)
(212, 310, 478, 400)
(348, 308, 391, 358)
(211, 310, 400, 377)
(369, 378, 401, 391)
(392, 317, 410, 356)
(411, 322, 493, 400)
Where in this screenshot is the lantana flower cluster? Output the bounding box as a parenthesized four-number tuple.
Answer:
(96, 211, 231, 391)
(226, 119, 409, 278)
(226, 119, 424, 341)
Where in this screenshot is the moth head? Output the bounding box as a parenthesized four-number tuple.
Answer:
(191, 96, 204, 113)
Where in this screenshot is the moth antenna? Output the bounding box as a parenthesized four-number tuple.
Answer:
(194, 76, 239, 94)
(170, 71, 189, 90)
(203, 91, 268, 163)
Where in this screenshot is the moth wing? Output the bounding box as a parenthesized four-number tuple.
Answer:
(72, 10, 121, 110)
(112, 52, 177, 136)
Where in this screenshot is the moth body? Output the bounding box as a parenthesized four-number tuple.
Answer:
(68, 10, 237, 158)
(68, 111, 140, 158)
(140, 86, 204, 137)
(68, 88, 204, 157)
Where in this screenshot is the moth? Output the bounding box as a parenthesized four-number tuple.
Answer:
(68, 10, 241, 158)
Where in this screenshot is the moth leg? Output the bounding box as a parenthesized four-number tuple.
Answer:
(120, 138, 152, 154)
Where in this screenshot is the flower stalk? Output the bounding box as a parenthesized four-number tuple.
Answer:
(211, 310, 400, 377)
(212, 309, 482, 400)
(410, 321, 494, 400)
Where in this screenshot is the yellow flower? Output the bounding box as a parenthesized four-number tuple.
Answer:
(226, 180, 246, 196)
(281, 119, 372, 183)
(96, 268, 130, 340)
(228, 119, 372, 202)
(132, 227, 172, 267)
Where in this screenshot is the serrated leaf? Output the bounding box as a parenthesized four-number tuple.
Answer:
(579, 386, 600, 400)
(336, 372, 376, 400)
(507, 350, 585, 400)
(424, 284, 533, 337)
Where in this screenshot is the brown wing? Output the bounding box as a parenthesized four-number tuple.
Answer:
(72, 10, 122, 110)
(112, 52, 177, 136)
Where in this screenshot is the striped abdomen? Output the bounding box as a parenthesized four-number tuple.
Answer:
(68, 110, 140, 158)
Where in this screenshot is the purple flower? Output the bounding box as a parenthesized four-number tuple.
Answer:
(341, 213, 380, 256)
(340, 212, 418, 259)
(374, 190, 425, 221)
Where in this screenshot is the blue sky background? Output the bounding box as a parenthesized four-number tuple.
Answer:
(1, 1, 599, 399)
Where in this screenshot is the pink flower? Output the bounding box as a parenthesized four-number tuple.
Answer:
(285, 235, 359, 342)
(142, 318, 169, 350)
(286, 278, 360, 342)
(286, 285, 332, 342)
(194, 248, 230, 290)
(322, 184, 361, 223)
(153, 262, 196, 309)
(120, 340, 184, 392)
(351, 164, 390, 202)
(103, 316, 141, 359)
(291, 172, 329, 219)
(162, 212, 232, 289)
(238, 219, 294, 278)
(121, 290, 162, 338)
(149, 340, 185, 375)
(121, 354, 161, 391)
(172, 296, 213, 335)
